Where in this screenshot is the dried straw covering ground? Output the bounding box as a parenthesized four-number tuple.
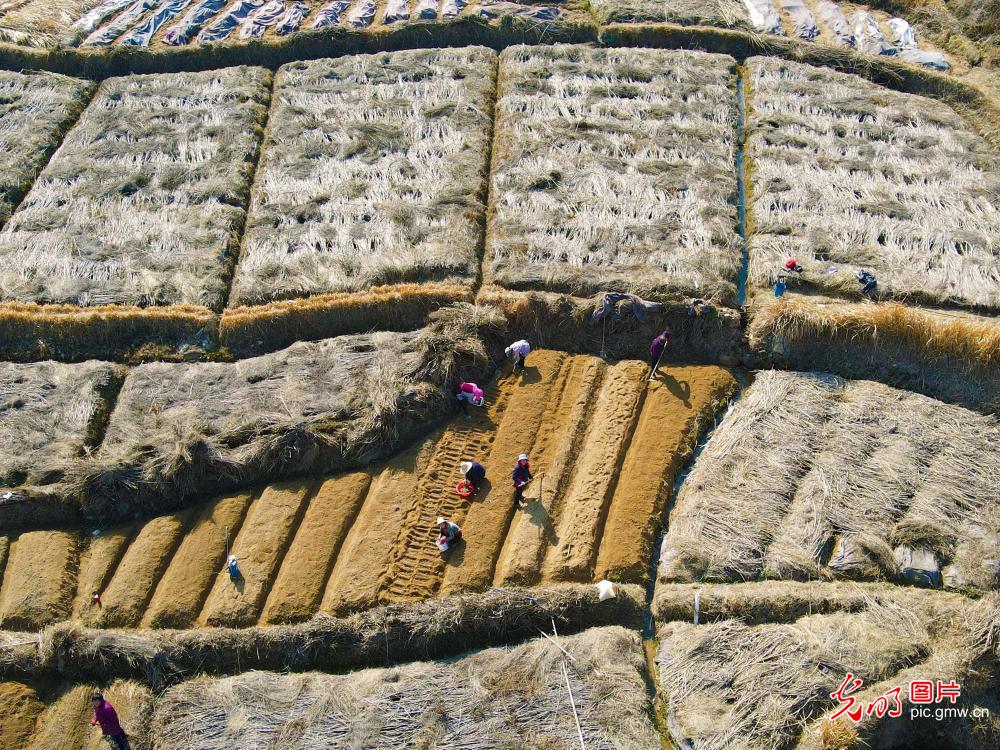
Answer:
(0, 359, 121, 491)
(660, 369, 1000, 592)
(748, 295, 1000, 414)
(655, 583, 1000, 750)
(0, 65, 270, 309)
(590, 0, 748, 27)
(0, 69, 92, 226)
(76, 304, 498, 521)
(486, 45, 741, 303)
(0, 0, 93, 48)
(150, 626, 658, 750)
(0, 351, 733, 630)
(746, 57, 1000, 310)
(230, 47, 494, 307)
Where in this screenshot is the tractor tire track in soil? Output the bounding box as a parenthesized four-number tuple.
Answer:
(0, 352, 736, 630)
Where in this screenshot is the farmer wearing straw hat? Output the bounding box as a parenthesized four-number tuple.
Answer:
(90, 692, 130, 750)
(505, 339, 531, 372)
(459, 460, 486, 495)
(512, 453, 534, 508)
(436, 517, 462, 552)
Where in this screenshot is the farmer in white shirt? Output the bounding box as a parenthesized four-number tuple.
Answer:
(505, 339, 531, 372)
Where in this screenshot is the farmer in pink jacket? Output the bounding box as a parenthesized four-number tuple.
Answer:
(91, 692, 130, 749)
(649, 329, 671, 376)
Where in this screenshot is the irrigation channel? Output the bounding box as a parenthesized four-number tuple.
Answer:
(735, 67, 750, 308)
(638, 370, 748, 748)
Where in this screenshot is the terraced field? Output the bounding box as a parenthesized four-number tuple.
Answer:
(0, 351, 735, 629)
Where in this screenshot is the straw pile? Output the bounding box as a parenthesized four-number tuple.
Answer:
(76, 303, 502, 520)
(746, 57, 1000, 310)
(230, 47, 495, 306)
(150, 625, 657, 749)
(749, 296, 1000, 413)
(657, 605, 931, 750)
(0, 0, 92, 47)
(0, 359, 122, 490)
(659, 369, 1000, 591)
(0, 66, 271, 310)
(0, 70, 93, 226)
(487, 45, 741, 304)
(590, 0, 748, 27)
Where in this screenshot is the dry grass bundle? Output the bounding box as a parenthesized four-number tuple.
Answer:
(230, 47, 495, 306)
(0, 359, 123, 490)
(487, 45, 741, 303)
(748, 296, 1000, 412)
(746, 56, 1000, 310)
(77, 305, 499, 521)
(0, 66, 270, 310)
(590, 0, 749, 26)
(150, 625, 657, 749)
(0, 70, 92, 226)
(0, 0, 94, 47)
(660, 369, 1000, 590)
(657, 606, 930, 750)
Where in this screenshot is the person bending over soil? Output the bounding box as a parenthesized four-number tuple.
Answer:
(459, 460, 486, 495)
(437, 517, 462, 552)
(91, 692, 130, 750)
(505, 339, 531, 372)
(512, 453, 534, 508)
(454, 382, 484, 415)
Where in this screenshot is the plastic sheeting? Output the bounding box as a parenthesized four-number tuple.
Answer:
(276, 1, 309, 33)
(72, 0, 134, 34)
(311, 0, 348, 26)
(414, 0, 436, 18)
(886, 16, 916, 47)
(850, 11, 896, 55)
(741, 0, 783, 35)
(83, 0, 157, 45)
(383, 0, 408, 23)
(777, 0, 818, 40)
(119, 0, 194, 45)
(815, 0, 852, 46)
(197, 0, 264, 42)
(163, 0, 225, 44)
(898, 48, 950, 70)
(471, 1, 560, 20)
(440, 0, 466, 16)
(345, 0, 375, 27)
(240, 0, 284, 37)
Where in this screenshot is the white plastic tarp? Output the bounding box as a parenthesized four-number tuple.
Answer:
(383, 0, 408, 23)
(741, 0, 783, 35)
(850, 11, 896, 55)
(197, 0, 264, 42)
(440, 0, 466, 17)
(119, 0, 194, 45)
(815, 0, 852, 46)
(276, 1, 309, 33)
(345, 0, 375, 27)
(72, 0, 134, 34)
(311, 0, 348, 26)
(239, 0, 283, 37)
(898, 48, 950, 70)
(887, 17, 916, 47)
(163, 0, 225, 44)
(777, 0, 818, 40)
(83, 0, 157, 45)
(414, 0, 436, 18)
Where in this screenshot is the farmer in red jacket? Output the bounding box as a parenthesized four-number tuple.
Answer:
(91, 692, 130, 749)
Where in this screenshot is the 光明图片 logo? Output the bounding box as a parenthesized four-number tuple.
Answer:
(831, 674, 990, 722)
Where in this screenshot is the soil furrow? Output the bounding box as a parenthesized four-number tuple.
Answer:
(0, 530, 80, 630)
(73, 522, 137, 621)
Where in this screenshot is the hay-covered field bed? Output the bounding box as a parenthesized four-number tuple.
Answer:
(0, 351, 734, 630)
(660, 369, 1000, 592)
(487, 45, 742, 304)
(747, 57, 1000, 310)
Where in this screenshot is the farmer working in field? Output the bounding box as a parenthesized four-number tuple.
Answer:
(91, 692, 130, 750)
(512, 453, 534, 508)
(226, 554, 242, 583)
(436, 517, 462, 552)
(460, 460, 486, 495)
(649, 329, 671, 377)
(454, 381, 484, 415)
(784, 257, 803, 274)
(505, 339, 531, 372)
(857, 268, 877, 296)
